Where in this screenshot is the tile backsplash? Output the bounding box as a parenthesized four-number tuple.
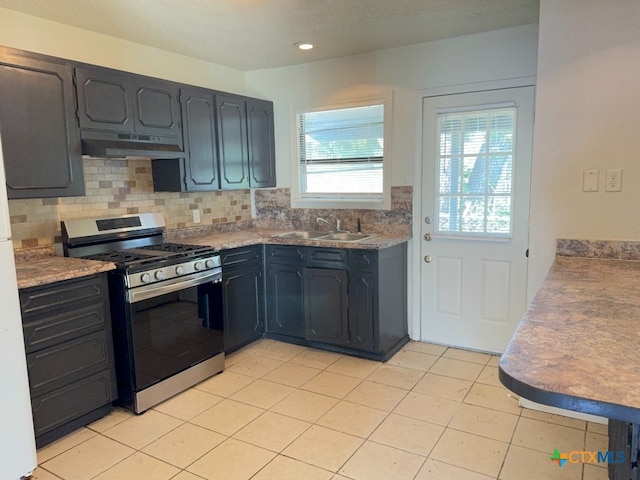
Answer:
(8, 160, 412, 250)
(8, 158, 251, 249)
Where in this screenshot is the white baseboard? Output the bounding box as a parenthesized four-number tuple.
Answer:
(519, 398, 608, 425)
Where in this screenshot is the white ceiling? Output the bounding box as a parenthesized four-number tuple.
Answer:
(0, 0, 539, 71)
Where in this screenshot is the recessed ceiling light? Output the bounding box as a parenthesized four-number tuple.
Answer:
(295, 41, 314, 51)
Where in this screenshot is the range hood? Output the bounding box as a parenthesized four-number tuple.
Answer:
(80, 130, 184, 159)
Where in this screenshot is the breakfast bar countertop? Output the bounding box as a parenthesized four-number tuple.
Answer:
(499, 254, 640, 424)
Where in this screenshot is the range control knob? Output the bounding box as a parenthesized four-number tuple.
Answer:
(154, 270, 166, 280)
(205, 259, 214, 269)
(175, 265, 185, 275)
(194, 261, 204, 271)
(140, 273, 151, 284)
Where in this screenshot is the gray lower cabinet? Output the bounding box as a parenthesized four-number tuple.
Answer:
(265, 243, 408, 360)
(20, 274, 117, 448)
(265, 245, 305, 339)
(304, 267, 349, 347)
(608, 420, 637, 480)
(220, 245, 265, 353)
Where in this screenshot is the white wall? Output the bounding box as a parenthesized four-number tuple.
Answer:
(528, 0, 640, 299)
(247, 25, 539, 340)
(246, 24, 539, 190)
(0, 7, 246, 94)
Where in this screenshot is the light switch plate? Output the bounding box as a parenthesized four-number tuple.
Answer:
(583, 170, 599, 192)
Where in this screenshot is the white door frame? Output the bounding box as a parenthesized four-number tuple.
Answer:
(408, 77, 536, 343)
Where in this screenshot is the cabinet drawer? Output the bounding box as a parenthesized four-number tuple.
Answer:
(20, 275, 104, 318)
(31, 369, 116, 438)
(23, 303, 107, 353)
(349, 250, 377, 271)
(220, 245, 262, 269)
(307, 247, 348, 269)
(27, 331, 113, 397)
(265, 245, 305, 265)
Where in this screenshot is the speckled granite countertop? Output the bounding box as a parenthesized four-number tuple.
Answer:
(169, 228, 411, 250)
(499, 255, 640, 423)
(15, 253, 116, 289)
(13, 228, 410, 289)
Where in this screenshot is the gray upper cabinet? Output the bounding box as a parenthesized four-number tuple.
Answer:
(216, 94, 277, 190)
(246, 98, 276, 188)
(75, 66, 182, 138)
(180, 87, 219, 191)
(75, 67, 132, 132)
(217, 94, 250, 190)
(0, 47, 84, 198)
(153, 91, 276, 192)
(0, 45, 275, 198)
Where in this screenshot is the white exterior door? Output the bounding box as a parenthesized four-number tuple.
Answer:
(420, 86, 534, 353)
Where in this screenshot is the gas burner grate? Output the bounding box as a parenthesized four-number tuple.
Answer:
(137, 243, 212, 254)
(84, 251, 156, 263)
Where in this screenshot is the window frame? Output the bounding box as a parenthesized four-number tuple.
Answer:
(291, 91, 393, 210)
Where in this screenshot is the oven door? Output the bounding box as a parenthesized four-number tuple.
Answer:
(126, 270, 223, 392)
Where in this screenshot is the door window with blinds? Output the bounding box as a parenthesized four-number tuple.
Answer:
(294, 94, 391, 209)
(435, 106, 516, 237)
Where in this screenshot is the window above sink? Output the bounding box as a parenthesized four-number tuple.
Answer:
(291, 90, 393, 210)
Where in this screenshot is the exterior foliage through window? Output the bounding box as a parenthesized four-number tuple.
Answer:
(435, 107, 516, 237)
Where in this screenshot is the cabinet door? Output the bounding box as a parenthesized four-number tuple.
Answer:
(222, 263, 264, 353)
(181, 88, 219, 190)
(132, 77, 181, 137)
(246, 98, 276, 188)
(76, 67, 181, 138)
(348, 271, 376, 352)
(0, 50, 84, 198)
(75, 67, 134, 132)
(220, 245, 264, 353)
(304, 268, 349, 347)
(216, 94, 250, 189)
(266, 263, 305, 338)
(31, 370, 115, 440)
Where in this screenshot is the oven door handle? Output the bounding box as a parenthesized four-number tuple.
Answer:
(127, 270, 221, 304)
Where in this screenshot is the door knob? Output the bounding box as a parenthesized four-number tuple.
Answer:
(424, 255, 432, 263)
(424, 233, 432, 241)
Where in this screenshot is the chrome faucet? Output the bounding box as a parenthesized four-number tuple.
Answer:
(316, 216, 333, 230)
(316, 215, 344, 232)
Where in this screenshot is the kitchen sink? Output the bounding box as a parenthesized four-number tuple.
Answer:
(274, 230, 328, 239)
(274, 231, 378, 242)
(317, 232, 378, 242)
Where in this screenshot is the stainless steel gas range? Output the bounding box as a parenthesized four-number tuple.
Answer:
(62, 213, 224, 414)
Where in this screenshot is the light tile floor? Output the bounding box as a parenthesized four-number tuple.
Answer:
(32, 339, 610, 480)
